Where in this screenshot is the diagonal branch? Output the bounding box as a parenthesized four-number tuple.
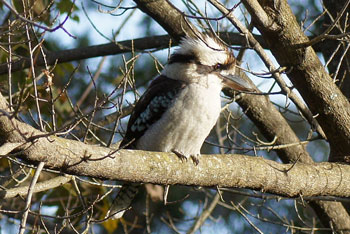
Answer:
(242, 0, 350, 161)
(19, 162, 44, 234)
(209, 0, 326, 140)
(187, 193, 220, 234)
(239, 0, 350, 230)
(0, 175, 72, 200)
(132, 0, 350, 231)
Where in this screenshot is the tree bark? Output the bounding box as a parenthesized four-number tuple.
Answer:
(1, 91, 350, 198)
(242, 0, 350, 162)
(133, 0, 350, 231)
(241, 0, 350, 230)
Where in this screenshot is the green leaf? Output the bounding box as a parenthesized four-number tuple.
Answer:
(71, 14, 80, 23)
(56, 0, 74, 14)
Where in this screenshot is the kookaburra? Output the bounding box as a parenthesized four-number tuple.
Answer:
(107, 35, 254, 219)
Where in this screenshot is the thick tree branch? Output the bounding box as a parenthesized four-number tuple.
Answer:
(243, 0, 350, 161)
(132, 0, 350, 230)
(209, 0, 326, 140)
(1, 90, 350, 201)
(240, 0, 350, 230)
(134, 0, 199, 41)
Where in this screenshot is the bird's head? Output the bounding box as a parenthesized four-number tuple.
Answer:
(163, 35, 254, 92)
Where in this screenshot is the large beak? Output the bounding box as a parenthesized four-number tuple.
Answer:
(220, 73, 254, 92)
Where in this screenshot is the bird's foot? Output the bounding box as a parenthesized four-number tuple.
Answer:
(172, 150, 188, 163)
(190, 154, 200, 166)
(172, 150, 200, 165)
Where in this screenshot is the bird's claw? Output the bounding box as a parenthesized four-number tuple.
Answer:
(172, 150, 200, 165)
(172, 150, 188, 163)
(190, 155, 200, 166)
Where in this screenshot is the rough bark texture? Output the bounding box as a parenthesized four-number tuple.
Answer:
(133, 0, 350, 231)
(243, 0, 350, 162)
(319, 0, 350, 218)
(134, 0, 199, 41)
(241, 0, 350, 230)
(1, 91, 350, 197)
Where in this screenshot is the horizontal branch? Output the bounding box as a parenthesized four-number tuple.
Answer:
(0, 93, 350, 199)
(0, 33, 267, 75)
(130, 0, 349, 230)
(0, 32, 326, 76)
(0, 35, 170, 75)
(17, 140, 350, 198)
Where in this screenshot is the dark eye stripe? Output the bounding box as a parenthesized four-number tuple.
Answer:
(169, 52, 235, 72)
(168, 53, 200, 65)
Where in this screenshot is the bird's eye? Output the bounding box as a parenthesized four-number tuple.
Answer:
(214, 63, 223, 70)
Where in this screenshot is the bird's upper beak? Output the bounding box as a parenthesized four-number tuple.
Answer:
(219, 73, 254, 92)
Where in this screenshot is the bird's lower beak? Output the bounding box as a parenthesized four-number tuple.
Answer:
(220, 73, 254, 92)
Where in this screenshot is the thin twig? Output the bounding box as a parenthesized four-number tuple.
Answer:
(208, 0, 327, 140)
(7, 19, 13, 110)
(294, 0, 350, 48)
(1, 0, 76, 38)
(231, 202, 264, 234)
(187, 192, 220, 234)
(24, 4, 44, 131)
(19, 162, 45, 234)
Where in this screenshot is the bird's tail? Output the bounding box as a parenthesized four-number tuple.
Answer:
(106, 183, 140, 219)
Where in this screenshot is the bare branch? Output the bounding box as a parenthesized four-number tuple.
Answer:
(1, 93, 350, 198)
(242, 0, 350, 161)
(19, 162, 44, 234)
(187, 193, 220, 234)
(1, 175, 72, 199)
